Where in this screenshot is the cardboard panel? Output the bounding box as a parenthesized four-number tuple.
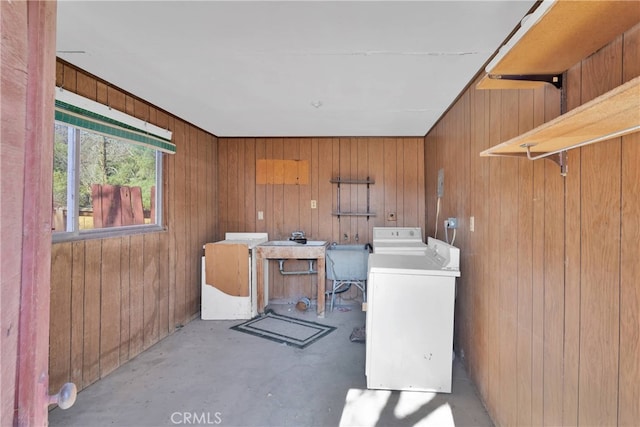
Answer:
(204, 243, 249, 297)
(256, 159, 309, 185)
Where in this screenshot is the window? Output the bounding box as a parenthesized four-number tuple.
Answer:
(52, 88, 174, 240)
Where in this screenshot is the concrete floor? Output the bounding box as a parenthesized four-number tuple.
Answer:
(49, 304, 493, 427)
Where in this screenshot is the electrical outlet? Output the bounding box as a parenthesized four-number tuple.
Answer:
(437, 169, 444, 197)
(446, 217, 458, 229)
(258, 211, 264, 220)
(310, 200, 317, 209)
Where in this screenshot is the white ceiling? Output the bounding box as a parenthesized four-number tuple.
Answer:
(56, 1, 535, 137)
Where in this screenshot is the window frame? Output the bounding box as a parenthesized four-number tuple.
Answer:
(52, 88, 172, 242)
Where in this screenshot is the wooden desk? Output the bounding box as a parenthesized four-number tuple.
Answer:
(256, 241, 327, 317)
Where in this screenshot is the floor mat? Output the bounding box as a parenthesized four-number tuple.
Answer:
(231, 310, 336, 349)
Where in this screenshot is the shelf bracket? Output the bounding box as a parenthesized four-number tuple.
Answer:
(524, 144, 568, 176)
(552, 150, 568, 177)
(487, 73, 563, 89)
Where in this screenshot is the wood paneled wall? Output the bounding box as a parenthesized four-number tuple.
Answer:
(425, 24, 640, 426)
(49, 61, 218, 395)
(216, 137, 425, 301)
(2, 2, 57, 424)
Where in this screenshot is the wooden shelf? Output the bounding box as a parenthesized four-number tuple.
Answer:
(331, 212, 376, 217)
(330, 178, 375, 184)
(477, 1, 640, 89)
(331, 177, 374, 220)
(480, 76, 640, 158)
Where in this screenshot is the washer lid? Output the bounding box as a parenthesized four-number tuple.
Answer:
(372, 241, 429, 255)
(368, 253, 461, 277)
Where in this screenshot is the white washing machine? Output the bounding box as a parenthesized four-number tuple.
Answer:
(365, 237, 460, 393)
(201, 232, 268, 320)
(372, 227, 429, 255)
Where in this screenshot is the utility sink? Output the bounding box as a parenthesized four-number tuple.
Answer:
(256, 240, 329, 317)
(261, 240, 328, 246)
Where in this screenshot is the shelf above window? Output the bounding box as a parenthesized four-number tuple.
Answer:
(477, 0, 640, 90)
(480, 75, 640, 158)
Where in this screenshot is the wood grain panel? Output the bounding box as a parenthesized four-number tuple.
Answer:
(530, 85, 546, 427)
(299, 140, 312, 239)
(368, 138, 385, 230)
(562, 63, 583, 427)
(158, 233, 170, 340)
(470, 81, 490, 399)
(49, 243, 72, 393)
(543, 84, 564, 427)
(618, 23, 640, 427)
(272, 139, 285, 240)
(119, 236, 131, 363)
(339, 138, 352, 241)
(283, 139, 300, 237)
(317, 138, 334, 239)
(578, 138, 621, 426)
(578, 36, 623, 427)
(349, 138, 358, 241)
(486, 90, 502, 422)
(143, 233, 160, 350)
(100, 238, 121, 377)
(255, 139, 267, 234)
(187, 126, 198, 316)
(402, 139, 419, 228)
(75, 71, 96, 100)
(166, 116, 177, 333)
(218, 135, 230, 231)
(244, 138, 257, 233)
(82, 239, 102, 388)
(356, 138, 370, 244)
(173, 119, 187, 326)
(619, 131, 640, 426)
(499, 90, 519, 427)
(331, 138, 340, 240)
(516, 89, 534, 427)
(128, 234, 144, 357)
(394, 138, 405, 226)
(70, 241, 85, 387)
(383, 138, 397, 227)
(309, 139, 318, 236)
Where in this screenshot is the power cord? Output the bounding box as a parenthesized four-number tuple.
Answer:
(434, 197, 441, 239)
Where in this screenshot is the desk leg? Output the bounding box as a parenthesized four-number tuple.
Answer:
(256, 256, 266, 314)
(317, 255, 325, 317)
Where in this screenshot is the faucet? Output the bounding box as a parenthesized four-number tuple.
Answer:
(290, 230, 307, 243)
(291, 230, 305, 239)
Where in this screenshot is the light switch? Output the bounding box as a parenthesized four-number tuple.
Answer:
(258, 211, 264, 220)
